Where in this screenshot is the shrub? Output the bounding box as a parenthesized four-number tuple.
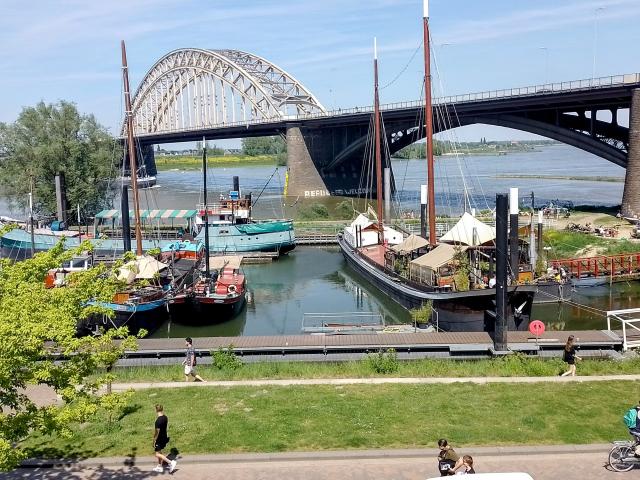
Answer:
(211, 345, 243, 371)
(298, 203, 330, 220)
(410, 301, 433, 326)
(335, 200, 354, 220)
(364, 348, 399, 374)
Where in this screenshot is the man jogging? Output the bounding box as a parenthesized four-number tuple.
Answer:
(183, 337, 205, 382)
(152, 404, 177, 473)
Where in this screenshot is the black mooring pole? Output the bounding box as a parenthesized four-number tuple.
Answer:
(420, 185, 427, 239)
(495, 193, 509, 352)
(121, 184, 131, 252)
(509, 188, 519, 284)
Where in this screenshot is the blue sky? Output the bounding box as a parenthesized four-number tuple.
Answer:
(2, 0, 639, 144)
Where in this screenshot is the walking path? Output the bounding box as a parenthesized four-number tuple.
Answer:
(25, 374, 640, 405)
(107, 373, 640, 392)
(1, 444, 625, 479)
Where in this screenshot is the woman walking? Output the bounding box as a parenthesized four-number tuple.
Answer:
(561, 335, 581, 377)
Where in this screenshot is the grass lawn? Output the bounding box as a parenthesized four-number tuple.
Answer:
(23, 381, 638, 459)
(155, 155, 277, 170)
(108, 356, 640, 382)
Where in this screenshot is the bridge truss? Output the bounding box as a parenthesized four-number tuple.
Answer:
(127, 48, 326, 135)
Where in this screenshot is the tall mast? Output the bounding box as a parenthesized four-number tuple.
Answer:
(202, 137, 210, 278)
(121, 40, 143, 255)
(373, 37, 384, 243)
(423, 0, 436, 246)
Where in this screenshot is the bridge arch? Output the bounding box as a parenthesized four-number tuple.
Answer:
(127, 48, 326, 135)
(327, 110, 629, 171)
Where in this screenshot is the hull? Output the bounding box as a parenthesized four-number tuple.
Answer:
(168, 292, 246, 325)
(0, 228, 173, 260)
(80, 297, 168, 336)
(338, 234, 534, 332)
(535, 281, 573, 303)
(2, 218, 297, 259)
(195, 222, 296, 254)
(571, 277, 609, 288)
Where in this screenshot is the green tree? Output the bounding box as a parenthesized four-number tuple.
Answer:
(0, 241, 139, 471)
(0, 101, 120, 222)
(241, 136, 286, 156)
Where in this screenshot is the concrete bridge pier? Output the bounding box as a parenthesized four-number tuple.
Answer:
(285, 125, 331, 199)
(622, 89, 640, 219)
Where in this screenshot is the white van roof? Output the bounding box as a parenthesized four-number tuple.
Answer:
(426, 474, 533, 480)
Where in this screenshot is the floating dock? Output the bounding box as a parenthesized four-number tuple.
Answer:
(119, 329, 627, 366)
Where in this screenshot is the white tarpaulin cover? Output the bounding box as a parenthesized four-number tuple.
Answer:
(410, 243, 467, 269)
(205, 255, 243, 270)
(440, 213, 495, 246)
(117, 255, 169, 283)
(391, 234, 429, 254)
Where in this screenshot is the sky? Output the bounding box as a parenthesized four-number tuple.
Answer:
(1, 0, 640, 146)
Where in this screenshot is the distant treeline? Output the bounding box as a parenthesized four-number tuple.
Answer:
(393, 139, 559, 159)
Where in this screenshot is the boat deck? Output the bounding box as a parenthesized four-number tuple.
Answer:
(122, 329, 625, 364)
(358, 244, 387, 267)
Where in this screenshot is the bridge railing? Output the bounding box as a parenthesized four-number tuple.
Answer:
(132, 72, 640, 137)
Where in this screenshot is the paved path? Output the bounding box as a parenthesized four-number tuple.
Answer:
(25, 374, 640, 406)
(107, 374, 640, 391)
(1, 445, 629, 479)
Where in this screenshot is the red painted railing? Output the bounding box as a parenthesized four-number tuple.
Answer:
(551, 253, 640, 278)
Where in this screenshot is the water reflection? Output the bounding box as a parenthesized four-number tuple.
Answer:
(150, 246, 411, 338)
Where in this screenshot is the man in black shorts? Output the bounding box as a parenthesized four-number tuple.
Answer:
(153, 404, 177, 473)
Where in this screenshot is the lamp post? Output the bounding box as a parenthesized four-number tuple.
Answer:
(592, 6, 606, 82)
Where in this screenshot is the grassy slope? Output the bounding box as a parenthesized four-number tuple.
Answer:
(24, 381, 637, 458)
(108, 357, 640, 382)
(544, 230, 640, 259)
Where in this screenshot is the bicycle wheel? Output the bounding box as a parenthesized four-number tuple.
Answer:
(609, 445, 635, 472)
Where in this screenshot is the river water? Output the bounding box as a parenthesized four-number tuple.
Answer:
(2, 145, 637, 336)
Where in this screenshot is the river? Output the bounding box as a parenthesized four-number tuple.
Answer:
(1, 145, 636, 336)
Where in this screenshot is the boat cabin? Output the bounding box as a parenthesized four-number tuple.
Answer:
(196, 192, 253, 227)
(44, 254, 93, 288)
(94, 209, 198, 240)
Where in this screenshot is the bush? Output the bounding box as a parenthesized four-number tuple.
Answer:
(364, 348, 399, 374)
(211, 345, 243, 371)
(335, 200, 354, 220)
(410, 301, 433, 326)
(298, 203, 330, 220)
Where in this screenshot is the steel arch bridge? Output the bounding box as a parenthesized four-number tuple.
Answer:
(126, 48, 327, 135)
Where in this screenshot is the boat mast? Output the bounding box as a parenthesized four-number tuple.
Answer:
(121, 40, 143, 256)
(422, 0, 436, 246)
(202, 137, 210, 278)
(373, 37, 384, 243)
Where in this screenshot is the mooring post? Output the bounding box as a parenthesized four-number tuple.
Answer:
(420, 185, 427, 239)
(495, 193, 509, 352)
(509, 187, 519, 284)
(621, 89, 640, 219)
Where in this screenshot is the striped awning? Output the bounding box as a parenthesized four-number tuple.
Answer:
(96, 209, 197, 220)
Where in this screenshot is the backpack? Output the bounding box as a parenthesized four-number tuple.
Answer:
(623, 407, 638, 428)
